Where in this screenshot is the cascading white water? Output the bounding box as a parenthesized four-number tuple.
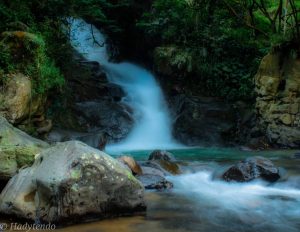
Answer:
(69, 18, 180, 152)
(169, 171, 300, 231)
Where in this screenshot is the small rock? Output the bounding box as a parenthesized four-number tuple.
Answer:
(223, 156, 280, 182)
(137, 175, 173, 190)
(137, 165, 173, 190)
(148, 150, 176, 162)
(118, 156, 143, 175)
(148, 150, 181, 175)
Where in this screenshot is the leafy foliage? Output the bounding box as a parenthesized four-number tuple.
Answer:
(138, 0, 299, 101)
(0, 31, 64, 94)
(0, 0, 132, 93)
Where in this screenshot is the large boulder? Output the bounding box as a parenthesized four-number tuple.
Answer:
(0, 31, 49, 129)
(0, 73, 45, 124)
(74, 101, 134, 142)
(53, 56, 133, 144)
(222, 156, 280, 182)
(255, 49, 300, 147)
(170, 95, 237, 146)
(0, 116, 48, 181)
(0, 141, 145, 224)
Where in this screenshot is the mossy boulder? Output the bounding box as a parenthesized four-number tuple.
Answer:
(0, 141, 145, 224)
(0, 31, 44, 71)
(0, 30, 64, 96)
(0, 116, 48, 180)
(0, 73, 46, 124)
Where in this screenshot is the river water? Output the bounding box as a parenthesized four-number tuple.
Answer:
(56, 148, 300, 232)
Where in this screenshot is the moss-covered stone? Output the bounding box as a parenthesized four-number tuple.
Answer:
(0, 116, 48, 180)
(0, 73, 46, 124)
(0, 141, 145, 223)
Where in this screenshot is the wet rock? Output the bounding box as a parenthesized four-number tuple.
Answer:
(140, 166, 166, 177)
(223, 156, 280, 182)
(137, 167, 173, 190)
(118, 156, 143, 175)
(105, 83, 125, 101)
(137, 175, 173, 190)
(170, 95, 236, 146)
(0, 141, 146, 224)
(149, 150, 175, 162)
(148, 150, 181, 175)
(74, 101, 134, 142)
(136, 162, 174, 190)
(53, 54, 130, 144)
(246, 136, 272, 150)
(0, 116, 48, 181)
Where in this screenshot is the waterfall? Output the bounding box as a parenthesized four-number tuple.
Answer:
(69, 18, 180, 152)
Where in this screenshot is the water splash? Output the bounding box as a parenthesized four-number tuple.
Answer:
(69, 18, 181, 152)
(169, 171, 300, 231)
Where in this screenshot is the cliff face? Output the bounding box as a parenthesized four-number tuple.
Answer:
(255, 49, 300, 148)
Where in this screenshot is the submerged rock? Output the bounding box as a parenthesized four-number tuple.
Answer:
(223, 156, 280, 182)
(0, 141, 146, 224)
(0, 116, 48, 181)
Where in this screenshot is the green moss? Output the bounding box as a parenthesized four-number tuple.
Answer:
(126, 170, 137, 183)
(0, 31, 64, 95)
(0, 150, 17, 176)
(70, 169, 82, 179)
(0, 145, 41, 167)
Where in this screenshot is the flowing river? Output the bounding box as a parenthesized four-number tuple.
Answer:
(56, 148, 300, 232)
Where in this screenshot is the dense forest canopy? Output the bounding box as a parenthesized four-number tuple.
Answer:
(138, 0, 300, 100)
(0, 0, 299, 99)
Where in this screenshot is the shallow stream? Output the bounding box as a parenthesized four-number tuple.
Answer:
(57, 148, 300, 232)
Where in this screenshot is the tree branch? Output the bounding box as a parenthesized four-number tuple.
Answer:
(222, 0, 269, 38)
(90, 25, 104, 47)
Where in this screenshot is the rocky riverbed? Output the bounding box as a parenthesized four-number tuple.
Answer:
(0, 119, 300, 232)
